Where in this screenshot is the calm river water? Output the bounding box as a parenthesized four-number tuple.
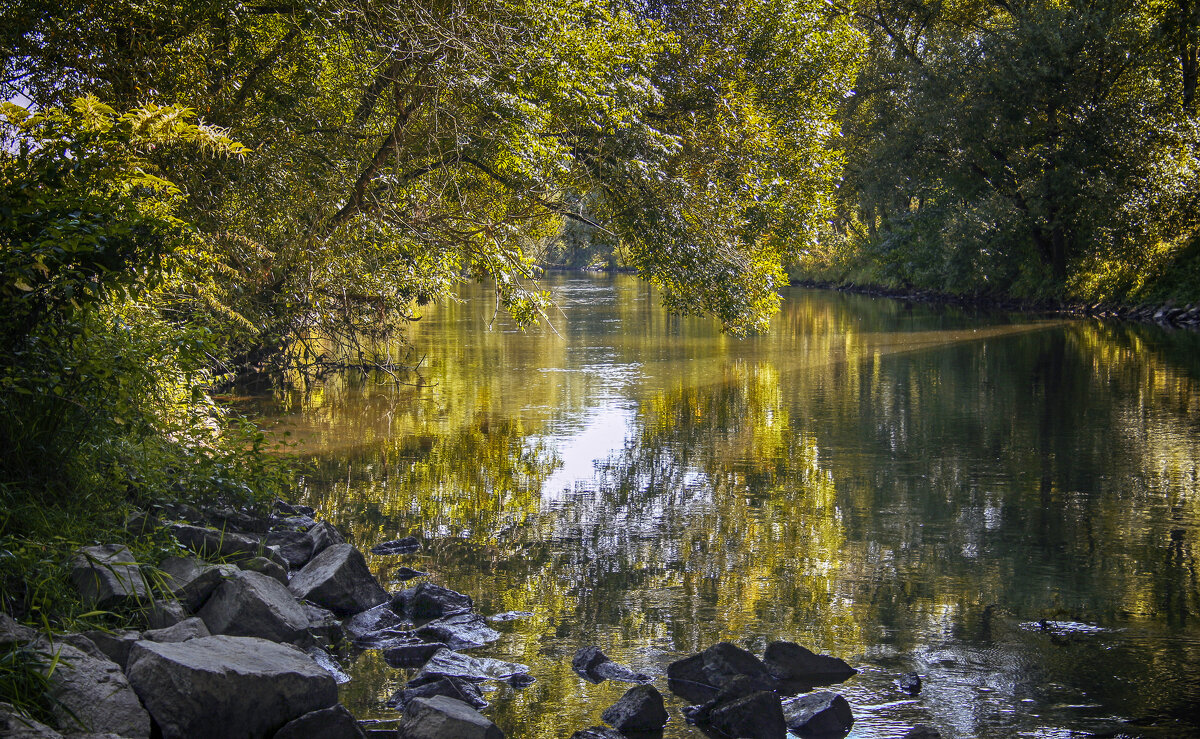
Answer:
(253, 274, 1200, 738)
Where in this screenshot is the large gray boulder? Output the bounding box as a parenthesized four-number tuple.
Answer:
(396, 696, 503, 739)
(37, 639, 151, 738)
(288, 543, 387, 616)
(69, 545, 148, 609)
(157, 556, 236, 612)
(198, 569, 310, 644)
(125, 635, 337, 739)
(274, 704, 365, 739)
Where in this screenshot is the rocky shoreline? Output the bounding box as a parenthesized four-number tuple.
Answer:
(1, 501, 938, 738)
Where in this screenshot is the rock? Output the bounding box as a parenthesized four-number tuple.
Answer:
(0, 703, 64, 738)
(667, 653, 715, 702)
(124, 510, 159, 537)
(203, 506, 268, 535)
(69, 545, 148, 609)
(146, 598, 189, 629)
(408, 582, 473, 619)
(413, 647, 529, 683)
(371, 537, 420, 555)
(703, 642, 777, 690)
(486, 611, 532, 623)
(571, 646, 650, 684)
(37, 639, 151, 738)
(762, 641, 857, 682)
(782, 691, 854, 736)
(393, 566, 429, 581)
(302, 602, 344, 648)
(274, 704, 365, 739)
(55, 633, 109, 661)
(899, 672, 922, 694)
(600, 684, 669, 732)
(125, 635, 337, 739)
(708, 690, 787, 739)
(142, 616, 210, 643)
(288, 543, 388, 617)
(568, 729, 624, 739)
(686, 674, 775, 724)
(307, 520, 346, 556)
(903, 726, 941, 739)
(79, 629, 140, 668)
(169, 523, 276, 565)
(344, 603, 407, 640)
(354, 627, 420, 650)
(383, 641, 446, 668)
(306, 646, 352, 684)
(0, 613, 36, 644)
(414, 612, 500, 650)
(396, 696, 503, 739)
(266, 530, 315, 569)
(156, 557, 235, 612)
(270, 514, 318, 534)
(388, 676, 489, 711)
(273, 499, 315, 517)
(241, 555, 288, 584)
(197, 569, 310, 644)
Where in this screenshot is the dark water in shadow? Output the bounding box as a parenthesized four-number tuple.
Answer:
(253, 274, 1200, 738)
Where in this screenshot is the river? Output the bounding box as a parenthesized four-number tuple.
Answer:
(251, 274, 1200, 738)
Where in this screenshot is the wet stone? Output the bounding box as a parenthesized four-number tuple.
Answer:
(383, 641, 446, 668)
(412, 647, 529, 684)
(371, 537, 420, 555)
(899, 672, 922, 694)
(486, 611, 532, 623)
(762, 641, 857, 683)
(344, 603, 408, 640)
(407, 582, 473, 619)
(782, 691, 854, 737)
(388, 676, 489, 711)
(708, 690, 787, 739)
(392, 566, 429, 582)
(414, 612, 500, 650)
(572, 646, 650, 684)
(600, 684, 669, 733)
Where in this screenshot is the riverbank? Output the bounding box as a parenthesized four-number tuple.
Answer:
(790, 278, 1200, 328)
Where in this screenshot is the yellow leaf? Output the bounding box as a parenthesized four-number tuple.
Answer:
(13, 279, 34, 292)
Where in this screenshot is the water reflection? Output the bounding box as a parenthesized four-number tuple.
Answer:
(255, 275, 1200, 738)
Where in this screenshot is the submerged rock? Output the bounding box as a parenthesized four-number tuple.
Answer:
(125, 635, 337, 739)
(600, 684, 669, 733)
(69, 545, 148, 609)
(899, 672, 922, 694)
(397, 696, 504, 739)
(569, 729, 625, 739)
(668, 642, 776, 702)
(486, 611, 532, 623)
(393, 566, 430, 582)
(782, 691, 854, 737)
(903, 725, 941, 739)
(288, 543, 388, 616)
(571, 646, 650, 684)
(762, 641, 857, 682)
(371, 537, 421, 555)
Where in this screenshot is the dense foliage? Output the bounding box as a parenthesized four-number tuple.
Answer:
(807, 0, 1200, 302)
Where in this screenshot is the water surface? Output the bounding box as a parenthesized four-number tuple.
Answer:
(256, 274, 1200, 738)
